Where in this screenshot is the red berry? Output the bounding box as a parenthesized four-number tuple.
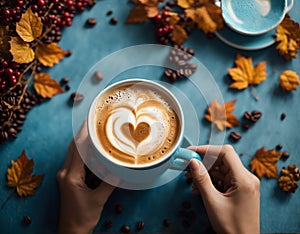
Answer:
(38, 0, 45, 6)
(15, 71, 21, 77)
(16, 6, 21, 11)
(2, 60, 8, 67)
(17, 0, 24, 6)
(6, 68, 13, 76)
(0, 80, 6, 90)
(32, 5, 39, 11)
(66, 0, 73, 6)
(4, 9, 10, 16)
(10, 76, 17, 86)
(56, 5, 62, 11)
(156, 27, 164, 36)
(63, 12, 70, 18)
(155, 14, 162, 23)
(168, 25, 174, 31)
(162, 11, 169, 18)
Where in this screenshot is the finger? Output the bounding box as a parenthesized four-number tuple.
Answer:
(94, 181, 115, 206)
(189, 145, 245, 177)
(61, 139, 75, 171)
(189, 159, 217, 198)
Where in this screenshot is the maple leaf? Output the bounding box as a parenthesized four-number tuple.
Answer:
(172, 24, 188, 45)
(250, 147, 283, 179)
(279, 70, 300, 91)
(228, 54, 267, 90)
(276, 15, 300, 60)
(204, 99, 239, 131)
(33, 73, 64, 98)
(9, 36, 34, 64)
(7, 150, 44, 197)
(126, 0, 160, 23)
(36, 42, 67, 67)
(16, 8, 43, 43)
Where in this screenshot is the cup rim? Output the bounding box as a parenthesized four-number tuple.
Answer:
(87, 78, 185, 169)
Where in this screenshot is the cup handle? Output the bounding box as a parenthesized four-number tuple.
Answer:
(170, 148, 201, 171)
(285, 0, 294, 13)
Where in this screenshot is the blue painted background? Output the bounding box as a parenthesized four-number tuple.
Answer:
(0, 0, 299, 233)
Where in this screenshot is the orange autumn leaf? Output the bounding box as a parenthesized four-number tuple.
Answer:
(276, 15, 300, 60)
(9, 36, 35, 64)
(168, 12, 180, 26)
(228, 54, 267, 90)
(279, 70, 300, 91)
(16, 8, 43, 43)
(126, 0, 160, 23)
(7, 150, 44, 197)
(177, 0, 195, 8)
(33, 73, 64, 98)
(172, 24, 188, 45)
(36, 42, 67, 67)
(250, 147, 283, 179)
(205, 99, 239, 131)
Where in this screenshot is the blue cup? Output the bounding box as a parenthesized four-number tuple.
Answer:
(221, 0, 294, 35)
(87, 79, 201, 180)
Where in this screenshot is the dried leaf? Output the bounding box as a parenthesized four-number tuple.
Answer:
(172, 24, 188, 45)
(9, 36, 34, 64)
(0, 26, 10, 59)
(126, 5, 148, 23)
(250, 147, 282, 179)
(144, 5, 159, 18)
(276, 15, 300, 60)
(16, 8, 43, 43)
(177, 0, 195, 8)
(7, 150, 44, 197)
(36, 42, 67, 67)
(168, 12, 180, 25)
(228, 54, 267, 90)
(204, 99, 239, 131)
(33, 73, 64, 98)
(279, 70, 300, 91)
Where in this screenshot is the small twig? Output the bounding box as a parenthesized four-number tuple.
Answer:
(44, 3, 54, 17)
(250, 85, 259, 101)
(1, 189, 15, 210)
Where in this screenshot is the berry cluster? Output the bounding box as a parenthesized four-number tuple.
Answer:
(0, 60, 24, 91)
(154, 11, 174, 45)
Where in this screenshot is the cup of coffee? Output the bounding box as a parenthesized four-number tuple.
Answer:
(221, 0, 294, 35)
(87, 79, 200, 176)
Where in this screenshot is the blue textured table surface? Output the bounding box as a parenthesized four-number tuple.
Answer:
(1, 1, 300, 233)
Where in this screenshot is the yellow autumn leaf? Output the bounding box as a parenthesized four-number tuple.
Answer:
(16, 8, 43, 43)
(177, 0, 195, 8)
(279, 70, 300, 91)
(7, 150, 44, 197)
(33, 73, 64, 98)
(228, 54, 267, 90)
(9, 36, 34, 64)
(36, 42, 67, 67)
(168, 12, 180, 26)
(172, 24, 188, 45)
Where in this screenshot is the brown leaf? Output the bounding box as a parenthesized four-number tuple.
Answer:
(250, 147, 283, 179)
(171, 24, 188, 45)
(279, 70, 300, 91)
(228, 54, 267, 90)
(204, 99, 239, 131)
(33, 73, 64, 98)
(9, 36, 34, 64)
(7, 150, 44, 197)
(168, 12, 180, 26)
(36, 42, 67, 67)
(276, 15, 300, 60)
(0, 26, 11, 59)
(16, 8, 43, 43)
(126, 5, 148, 23)
(177, 0, 195, 8)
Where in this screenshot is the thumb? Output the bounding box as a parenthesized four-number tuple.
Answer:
(189, 159, 217, 198)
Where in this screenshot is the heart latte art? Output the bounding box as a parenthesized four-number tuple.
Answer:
(94, 84, 179, 166)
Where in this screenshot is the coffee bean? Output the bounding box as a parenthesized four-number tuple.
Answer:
(104, 220, 113, 229)
(0, 130, 8, 141)
(86, 18, 97, 26)
(88, 0, 96, 7)
(244, 111, 252, 120)
(164, 69, 172, 78)
(187, 48, 195, 56)
(276, 144, 283, 151)
(242, 123, 250, 130)
(182, 200, 191, 209)
(23, 215, 31, 224)
(60, 77, 69, 84)
(65, 50, 72, 57)
(8, 128, 17, 138)
(106, 10, 113, 16)
(171, 72, 177, 82)
(177, 60, 186, 67)
(163, 218, 170, 227)
(65, 84, 70, 91)
(94, 71, 103, 81)
(115, 204, 123, 214)
(281, 152, 289, 159)
(120, 225, 130, 233)
(110, 17, 118, 24)
(251, 110, 262, 121)
(70, 92, 84, 103)
(18, 114, 26, 121)
(184, 68, 193, 77)
(229, 131, 241, 141)
(177, 69, 185, 78)
(280, 113, 286, 120)
(136, 221, 144, 231)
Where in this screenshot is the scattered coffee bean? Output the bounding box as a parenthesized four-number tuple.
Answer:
(182, 200, 191, 209)
(23, 215, 31, 224)
(251, 110, 262, 122)
(115, 204, 123, 214)
(229, 131, 242, 141)
(86, 18, 97, 26)
(104, 220, 113, 229)
(65, 84, 70, 91)
(163, 218, 170, 227)
(281, 152, 290, 159)
(120, 225, 130, 233)
(60, 77, 69, 84)
(94, 71, 103, 80)
(164, 69, 172, 78)
(242, 123, 250, 130)
(106, 10, 113, 16)
(70, 92, 84, 103)
(87, 0, 96, 7)
(244, 111, 252, 121)
(276, 144, 283, 151)
(65, 50, 72, 57)
(136, 221, 145, 231)
(280, 112, 286, 121)
(110, 17, 118, 24)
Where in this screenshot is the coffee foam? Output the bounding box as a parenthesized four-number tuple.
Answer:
(95, 83, 179, 166)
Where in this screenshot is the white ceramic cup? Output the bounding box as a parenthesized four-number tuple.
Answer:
(221, 0, 294, 35)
